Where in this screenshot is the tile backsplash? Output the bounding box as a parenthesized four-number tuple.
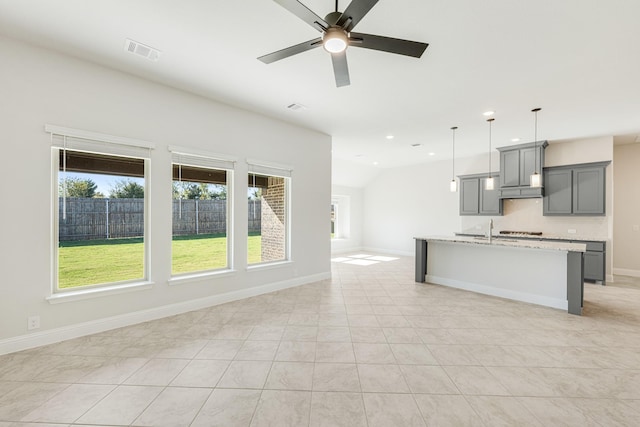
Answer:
(460, 198, 609, 239)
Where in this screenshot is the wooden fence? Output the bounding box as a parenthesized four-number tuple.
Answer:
(59, 198, 261, 241)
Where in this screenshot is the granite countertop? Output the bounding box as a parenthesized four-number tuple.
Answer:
(416, 235, 586, 252)
(456, 232, 605, 243)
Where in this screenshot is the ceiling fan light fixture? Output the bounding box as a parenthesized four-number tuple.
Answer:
(323, 28, 348, 53)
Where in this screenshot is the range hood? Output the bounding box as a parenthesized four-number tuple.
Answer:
(496, 141, 548, 199)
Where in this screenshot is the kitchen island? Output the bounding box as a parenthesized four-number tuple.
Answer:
(414, 236, 586, 315)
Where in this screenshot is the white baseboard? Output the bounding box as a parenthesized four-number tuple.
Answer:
(425, 275, 568, 311)
(0, 272, 330, 356)
(331, 246, 364, 255)
(613, 268, 640, 278)
(362, 246, 413, 257)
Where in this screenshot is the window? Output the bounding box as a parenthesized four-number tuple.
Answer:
(49, 126, 153, 292)
(330, 195, 350, 240)
(247, 160, 291, 265)
(330, 201, 338, 239)
(171, 149, 234, 276)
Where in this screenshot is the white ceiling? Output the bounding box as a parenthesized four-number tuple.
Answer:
(1, 0, 640, 172)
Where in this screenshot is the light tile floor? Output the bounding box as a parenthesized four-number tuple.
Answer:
(1, 254, 640, 426)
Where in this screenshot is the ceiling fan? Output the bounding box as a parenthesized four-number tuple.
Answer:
(258, 0, 429, 87)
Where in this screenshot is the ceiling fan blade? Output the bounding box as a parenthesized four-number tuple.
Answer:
(349, 32, 428, 58)
(331, 51, 351, 87)
(258, 38, 323, 64)
(273, 0, 329, 31)
(336, 0, 379, 32)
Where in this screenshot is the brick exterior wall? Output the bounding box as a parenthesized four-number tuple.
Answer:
(260, 176, 286, 262)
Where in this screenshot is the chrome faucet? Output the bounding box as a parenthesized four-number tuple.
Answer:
(488, 219, 494, 243)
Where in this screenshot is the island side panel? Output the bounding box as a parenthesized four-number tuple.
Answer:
(415, 239, 427, 283)
(567, 251, 584, 315)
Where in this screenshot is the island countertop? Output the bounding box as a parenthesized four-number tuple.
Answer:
(455, 231, 605, 243)
(414, 235, 586, 253)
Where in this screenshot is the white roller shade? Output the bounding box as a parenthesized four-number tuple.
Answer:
(247, 158, 292, 178)
(47, 125, 153, 159)
(170, 146, 236, 170)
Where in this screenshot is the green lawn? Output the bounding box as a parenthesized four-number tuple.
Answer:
(58, 233, 262, 288)
(58, 238, 144, 288)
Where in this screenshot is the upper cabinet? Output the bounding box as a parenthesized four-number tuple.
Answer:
(543, 161, 610, 216)
(459, 173, 502, 216)
(497, 141, 548, 198)
(543, 168, 573, 214)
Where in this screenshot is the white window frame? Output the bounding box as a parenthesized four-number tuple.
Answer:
(246, 159, 292, 267)
(47, 125, 155, 302)
(169, 146, 236, 281)
(331, 194, 350, 240)
(331, 200, 339, 239)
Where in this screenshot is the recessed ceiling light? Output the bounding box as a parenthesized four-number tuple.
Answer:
(428, 152, 436, 156)
(511, 138, 520, 142)
(483, 111, 495, 116)
(373, 161, 379, 165)
(411, 143, 422, 147)
(386, 135, 394, 140)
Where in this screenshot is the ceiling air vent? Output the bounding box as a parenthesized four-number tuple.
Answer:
(286, 103, 307, 111)
(124, 39, 161, 62)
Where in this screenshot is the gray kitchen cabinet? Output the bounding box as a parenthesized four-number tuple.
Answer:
(543, 168, 573, 214)
(500, 150, 520, 187)
(459, 173, 502, 216)
(480, 177, 501, 215)
(583, 241, 606, 283)
(460, 178, 479, 215)
(543, 161, 610, 216)
(584, 251, 605, 282)
(573, 166, 605, 214)
(498, 141, 547, 188)
(519, 147, 537, 185)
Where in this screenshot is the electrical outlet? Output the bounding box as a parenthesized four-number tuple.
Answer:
(633, 225, 640, 232)
(567, 229, 577, 234)
(28, 315, 40, 330)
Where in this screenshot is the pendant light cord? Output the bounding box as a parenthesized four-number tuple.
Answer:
(487, 118, 494, 177)
(532, 107, 541, 174)
(451, 126, 457, 180)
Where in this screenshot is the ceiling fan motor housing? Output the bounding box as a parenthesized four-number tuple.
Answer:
(324, 11, 343, 26)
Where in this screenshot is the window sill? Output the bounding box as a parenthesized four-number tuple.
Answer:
(246, 260, 293, 272)
(168, 269, 236, 286)
(47, 281, 154, 304)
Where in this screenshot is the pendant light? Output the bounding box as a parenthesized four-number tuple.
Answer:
(450, 126, 458, 192)
(485, 118, 495, 190)
(530, 107, 542, 188)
